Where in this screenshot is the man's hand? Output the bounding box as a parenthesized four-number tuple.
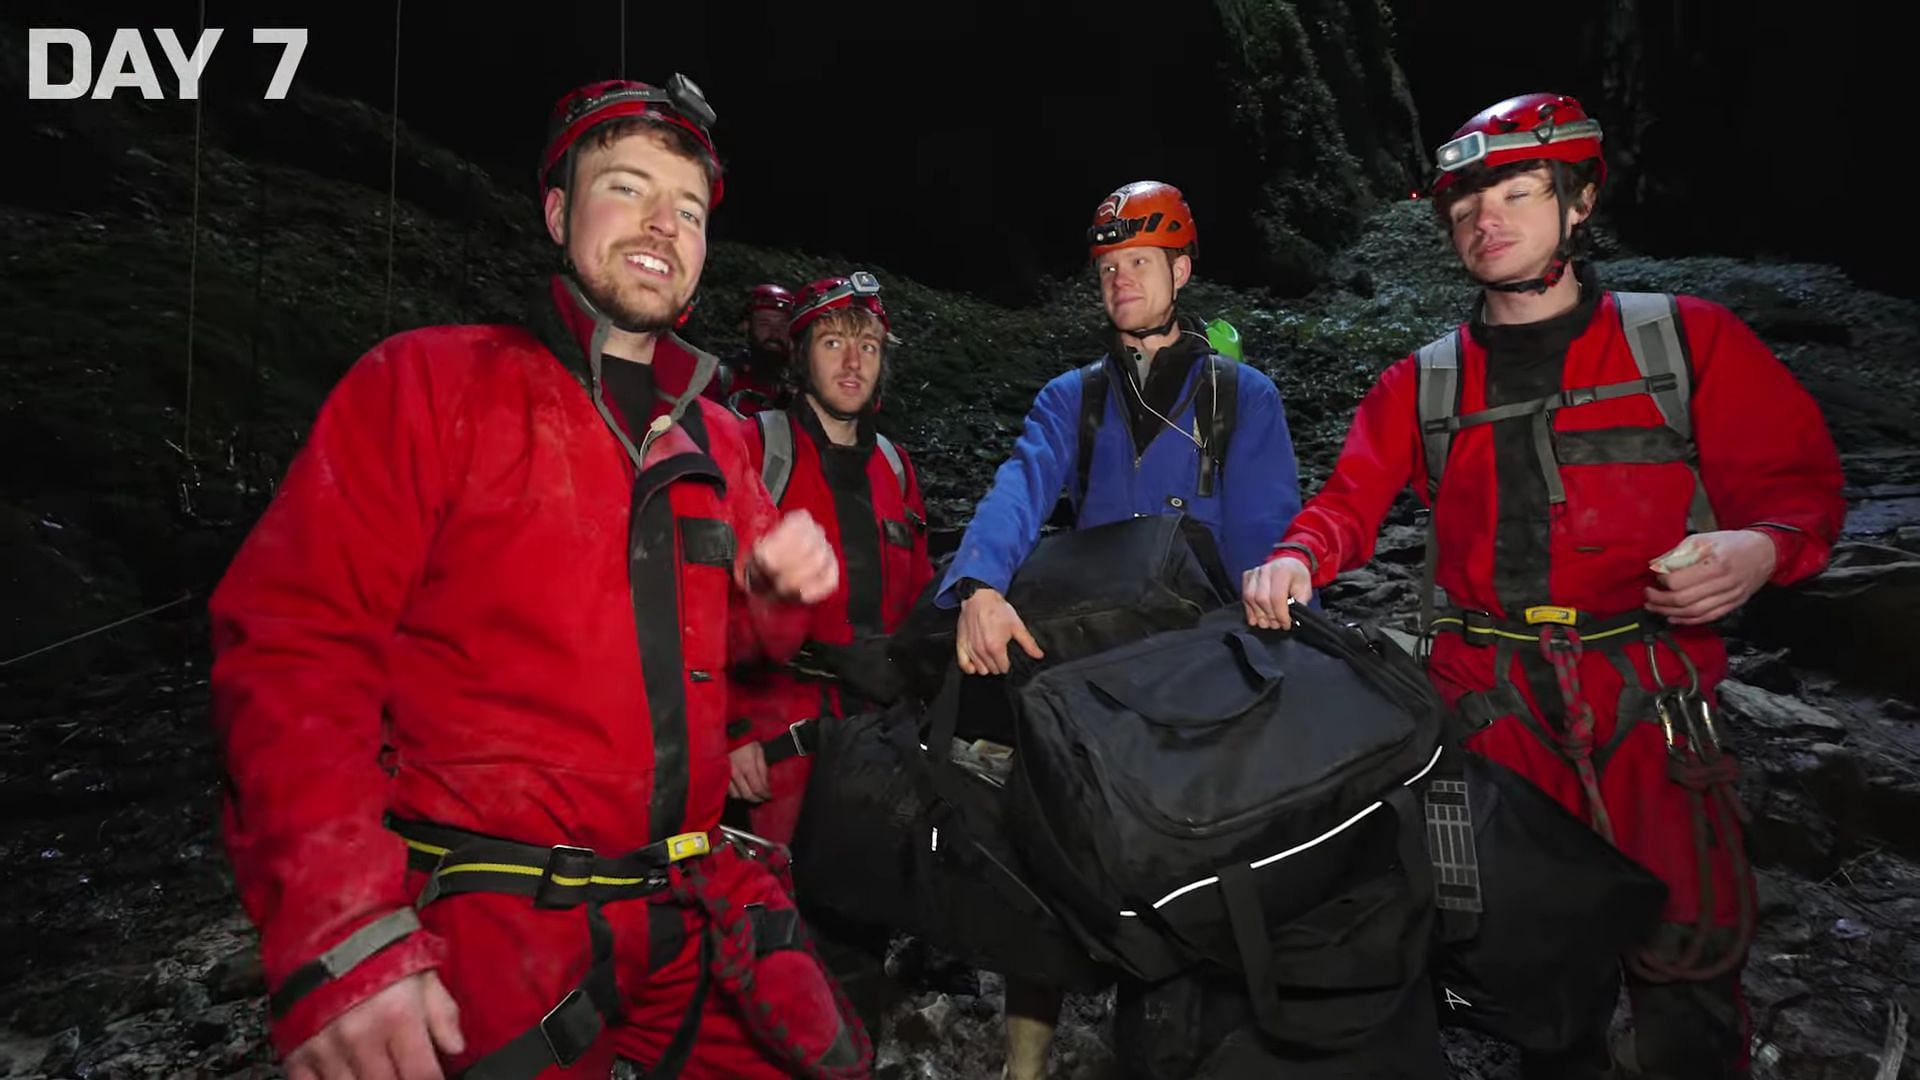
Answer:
(750, 510, 838, 604)
(1644, 529, 1778, 626)
(728, 742, 772, 803)
(956, 588, 1044, 676)
(1243, 556, 1314, 630)
(285, 970, 464, 1080)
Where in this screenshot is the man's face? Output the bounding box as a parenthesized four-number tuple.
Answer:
(1447, 166, 1587, 285)
(544, 128, 710, 331)
(1096, 246, 1189, 333)
(748, 308, 790, 355)
(805, 315, 884, 416)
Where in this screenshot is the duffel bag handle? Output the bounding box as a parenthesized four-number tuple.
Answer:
(1224, 628, 1287, 686)
(921, 664, 967, 764)
(1093, 628, 1286, 728)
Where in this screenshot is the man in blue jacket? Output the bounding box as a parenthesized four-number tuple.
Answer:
(941, 180, 1303, 679)
(938, 180, 1305, 1080)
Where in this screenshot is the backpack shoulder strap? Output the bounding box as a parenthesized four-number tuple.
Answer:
(757, 409, 795, 505)
(1413, 328, 1465, 657)
(1414, 328, 1465, 502)
(874, 432, 907, 499)
(1075, 359, 1108, 506)
(1196, 355, 1239, 497)
(1209, 355, 1238, 459)
(1613, 292, 1717, 532)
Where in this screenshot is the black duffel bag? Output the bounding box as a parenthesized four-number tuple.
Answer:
(1008, 603, 1446, 1050)
(1424, 748, 1669, 1052)
(788, 671, 1113, 992)
(888, 514, 1235, 705)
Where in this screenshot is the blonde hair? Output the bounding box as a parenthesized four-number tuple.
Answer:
(807, 307, 897, 346)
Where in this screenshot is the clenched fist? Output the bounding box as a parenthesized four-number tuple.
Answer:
(750, 510, 839, 604)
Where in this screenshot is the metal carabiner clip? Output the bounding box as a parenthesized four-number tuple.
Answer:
(1681, 690, 1722, 756)
(718, 823, 785, 865)
(1653, 688, 1688, 755)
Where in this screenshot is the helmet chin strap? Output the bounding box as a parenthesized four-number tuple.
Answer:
(1122, 310, 1181, 340)
(1482, 252, 1571, 294)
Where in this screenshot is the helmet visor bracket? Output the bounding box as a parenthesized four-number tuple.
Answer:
(792, 274, 885, 333)
(1088, 211, 1169, 249)
(1434, 118, 1602, 173)
(559, 74, 716, 139)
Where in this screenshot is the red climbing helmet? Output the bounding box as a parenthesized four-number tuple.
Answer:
(788, 273, 890, 339)
(748, 283, 796, 315)
(539, 75, 723, 205)
(1087, 181, 1197, 261)
(1430, 92, 1604, 200)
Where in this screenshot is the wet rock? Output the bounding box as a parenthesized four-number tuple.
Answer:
(0, 1034, 51, 1079)
(1864, 775, 1920, 862)
(1741, 542, 1920, 705)
(8, 967, 158, 1038)
(188, 1012, 229, 1049)
(1322, 565, 1413, 612)
(1719, 679, 1849, 738)
(895, 994, 959, 1047)
(1749, 790, 1839, 876)
(35, 1027, 80, 1076)
(203, 947, 263, 1005)
(1728, 646, 1799, 696)
(1372, 522, 1427, 565)
(1757, 995, 1919, 1080)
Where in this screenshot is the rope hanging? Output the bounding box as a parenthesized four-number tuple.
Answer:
(244, 165, 270, 504)
(382, 0, 403, 336)
(182, 0, 205, 462)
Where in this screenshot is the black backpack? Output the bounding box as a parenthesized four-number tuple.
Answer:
(788, 670, 1114, 992)
(1426, 751, 1668, 1052)
(1008, 603, 1446, 1051)
(887, 513, 1236, 706)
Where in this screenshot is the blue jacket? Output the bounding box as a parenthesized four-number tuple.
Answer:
(936, 348, 1303, 606)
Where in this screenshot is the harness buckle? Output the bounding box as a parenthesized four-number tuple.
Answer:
(664, 831, 712, 862)
(536, 844, 598, 909)
(787, 718, 814, 758)
(539, 988, 592, 1067)
(1524, 605, 1580, 626)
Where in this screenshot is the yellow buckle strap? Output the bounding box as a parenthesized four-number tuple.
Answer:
(1524, 605, 1579, 626)
(664, 831, 711, 861)
(402, 830, 711, 887)
(1435, 609, 1646, 645)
